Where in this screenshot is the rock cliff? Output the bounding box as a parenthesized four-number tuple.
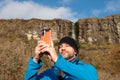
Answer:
(0, 18, 73, 41)
(0, 14, 120, 44)
(75, 14, 120, 44)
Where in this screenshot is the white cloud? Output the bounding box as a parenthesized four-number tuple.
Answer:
(91, 0, 120, 17)
(91, 9, 101, 17)
(105, 0, 120, 12)
(0, 0, 76, 21)
(61, 0, 72, 3)
(58, 0, 73, 5)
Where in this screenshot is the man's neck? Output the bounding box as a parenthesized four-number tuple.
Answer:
(67, 55, 76, 62)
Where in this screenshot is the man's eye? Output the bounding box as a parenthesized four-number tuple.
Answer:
(59, 45, 62, 48)
(66, 44, 70, 47)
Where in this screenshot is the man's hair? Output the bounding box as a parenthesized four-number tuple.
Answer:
(58, 36, 79, 54)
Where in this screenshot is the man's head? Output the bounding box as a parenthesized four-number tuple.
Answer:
(58, 36, 78, 61)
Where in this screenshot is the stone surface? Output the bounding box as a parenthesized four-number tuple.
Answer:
(0, 14, 120, 44)
(76, 14, 120, 44)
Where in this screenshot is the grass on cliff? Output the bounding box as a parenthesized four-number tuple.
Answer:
(0, 36, 120, 80)
(79, 43, 120, 79)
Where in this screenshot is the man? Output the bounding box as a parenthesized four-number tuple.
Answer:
(24, 36, 98, 80)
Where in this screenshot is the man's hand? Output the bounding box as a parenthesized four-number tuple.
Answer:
(33, 40, 46, 63)
(33, 40, 58, 63)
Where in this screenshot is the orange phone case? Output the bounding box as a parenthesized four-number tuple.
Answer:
(40, 29, 51, 45)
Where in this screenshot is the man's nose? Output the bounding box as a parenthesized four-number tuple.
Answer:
(61, 46, 66, 51)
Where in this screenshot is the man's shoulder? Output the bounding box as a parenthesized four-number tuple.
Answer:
(77, 60, 96, 69)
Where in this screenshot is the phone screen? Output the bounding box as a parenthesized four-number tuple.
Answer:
(40, 28, 51, 45)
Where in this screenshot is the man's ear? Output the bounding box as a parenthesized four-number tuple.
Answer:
(74, 50, 77, 55)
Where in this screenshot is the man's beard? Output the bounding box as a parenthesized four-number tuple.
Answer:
(61, 51, 75, 61)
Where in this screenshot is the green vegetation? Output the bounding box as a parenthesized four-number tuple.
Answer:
(0, 19, 120, 80)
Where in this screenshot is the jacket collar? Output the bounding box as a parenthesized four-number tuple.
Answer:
(71, 56, 84, 65)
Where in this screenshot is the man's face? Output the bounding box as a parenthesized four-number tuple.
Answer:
(59, 43, 77, 61)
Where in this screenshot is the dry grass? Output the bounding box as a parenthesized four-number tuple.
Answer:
(0, 38, 35, 80)
(0, 37, 120, 80)
(79, 43, 120, 80)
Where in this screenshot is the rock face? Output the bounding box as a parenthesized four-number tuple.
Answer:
(75, 14, 120, 44)
(0, 18, 73, 41)
(0, 14, 120, 44)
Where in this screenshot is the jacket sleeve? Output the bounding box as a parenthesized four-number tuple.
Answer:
(54, 54, 98, 80)
(24, 57, 43, 80)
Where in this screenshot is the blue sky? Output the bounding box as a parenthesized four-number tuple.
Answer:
(0, 0, 120, 22)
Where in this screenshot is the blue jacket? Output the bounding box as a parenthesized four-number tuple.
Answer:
(24, 54, 98, 80)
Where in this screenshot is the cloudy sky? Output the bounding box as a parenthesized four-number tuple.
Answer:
(0, 0, 120, 22)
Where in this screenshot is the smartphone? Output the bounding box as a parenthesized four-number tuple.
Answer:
(40, 28, 51, 45)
